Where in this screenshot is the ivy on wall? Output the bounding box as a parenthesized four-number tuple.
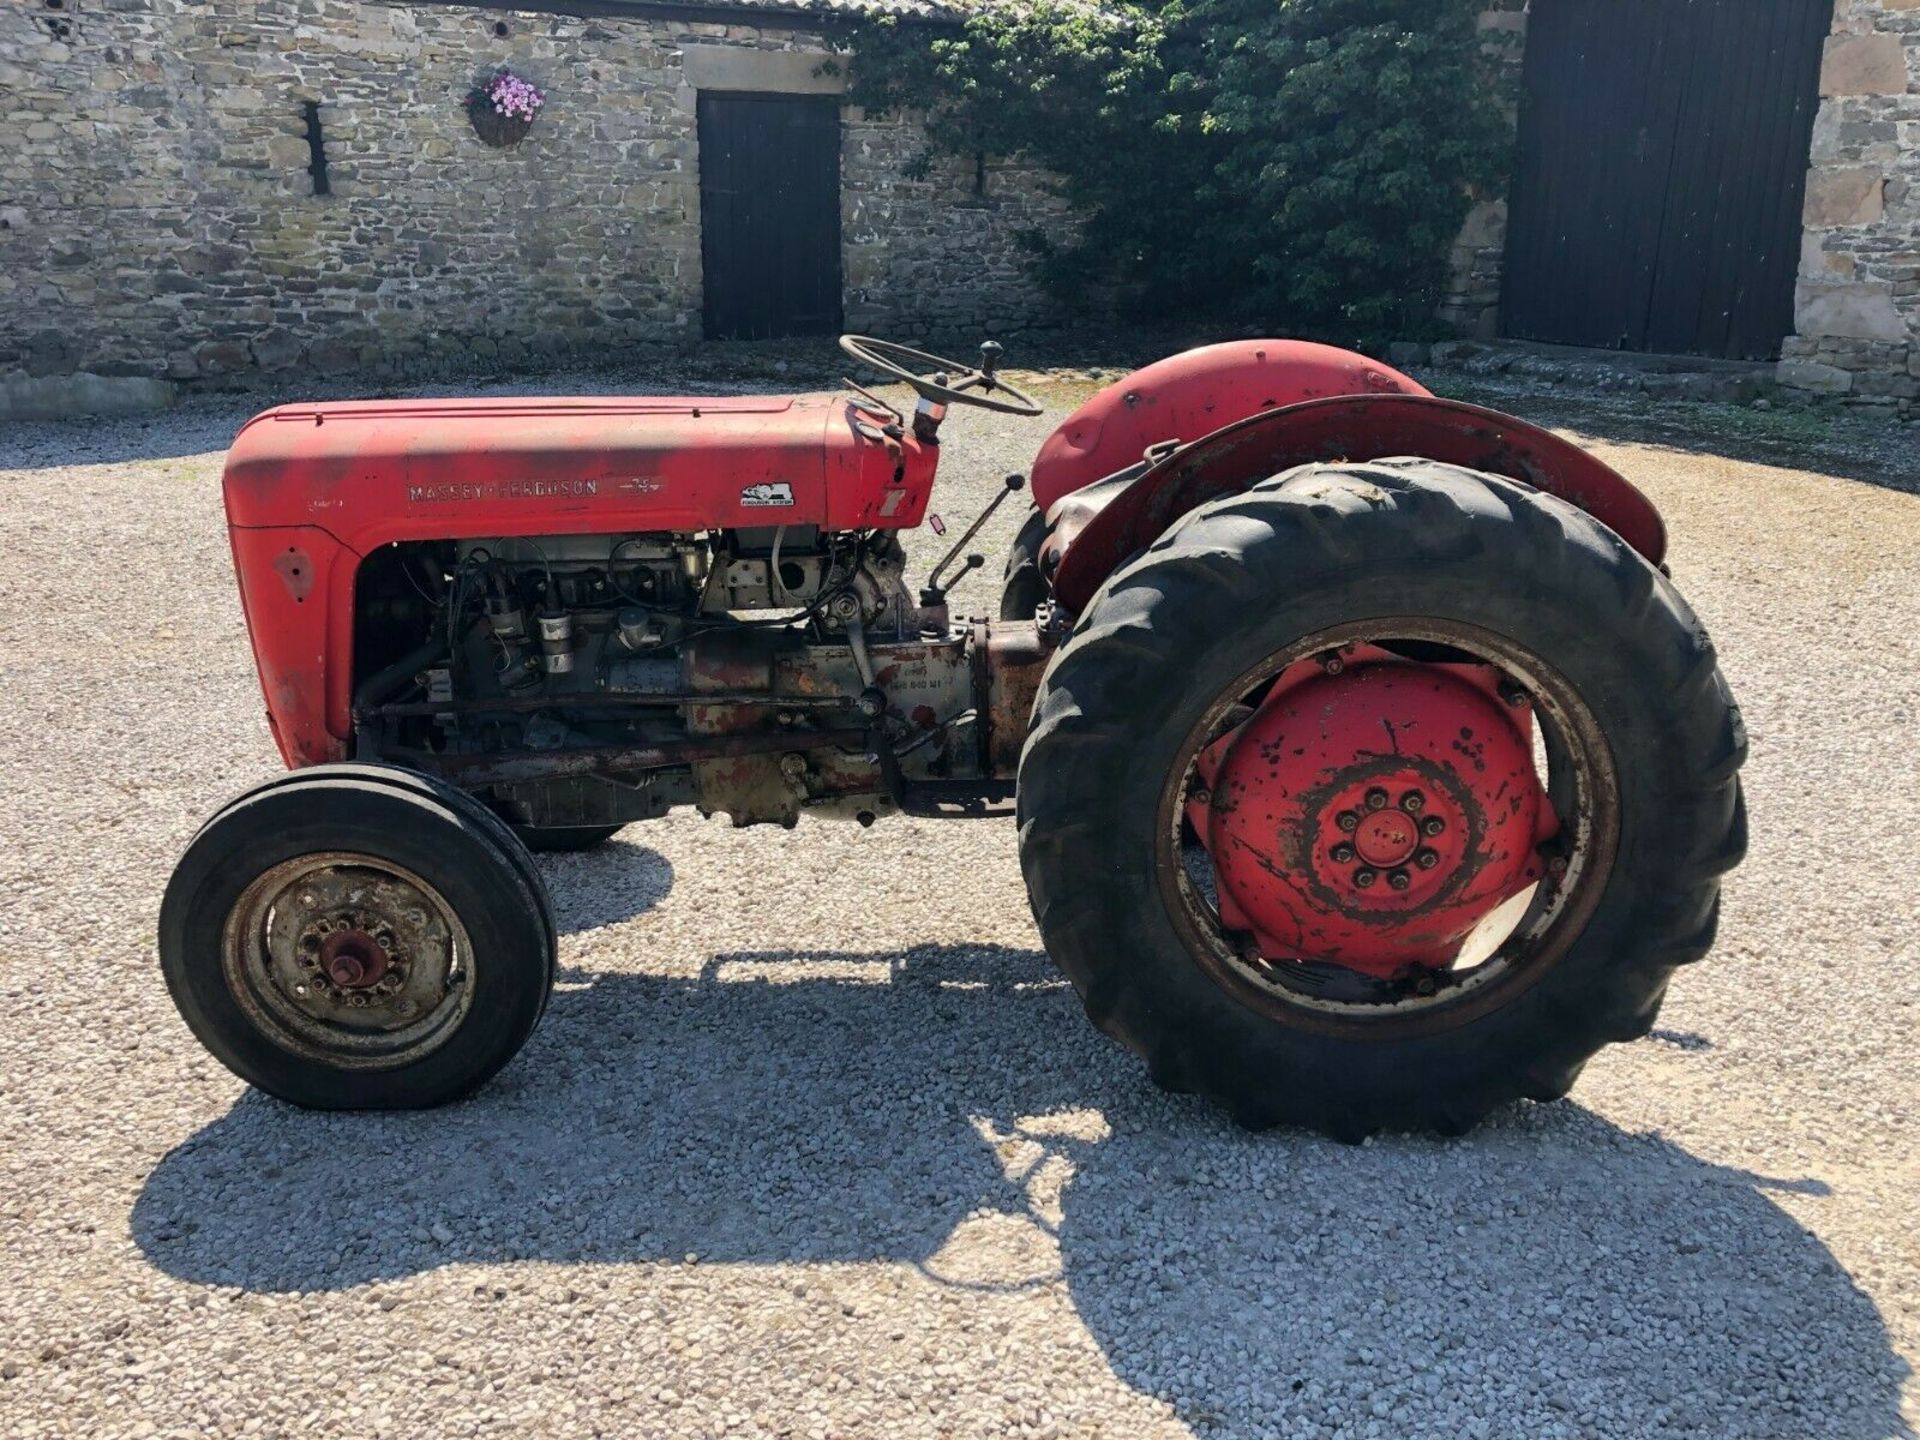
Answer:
(843, 0, 1513, 344)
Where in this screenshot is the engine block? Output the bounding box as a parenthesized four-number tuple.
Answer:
(352, 528, 1042, 831)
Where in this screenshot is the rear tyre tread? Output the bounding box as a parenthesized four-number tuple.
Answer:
(999, 505, 1052, 622)
(1019, 459, 1746, 1140)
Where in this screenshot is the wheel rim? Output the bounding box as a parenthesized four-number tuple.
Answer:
(1156, 618, 1620, 1037)
(220, 851, 476, 1069)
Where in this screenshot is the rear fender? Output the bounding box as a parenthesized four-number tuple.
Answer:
(1047, 394, 1668, 615)
(1029, 340, 1428, 512)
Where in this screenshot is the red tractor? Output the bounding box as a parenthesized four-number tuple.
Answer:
(160, 336, 1746, 1139)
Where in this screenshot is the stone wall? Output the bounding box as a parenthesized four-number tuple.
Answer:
(841, 105, 1066, 338)
(1439, 0, 1530, 339)
(1442, 0, 1920, 406)
(0, 0, 1069, 397)
(1780, 0, 1920, 404)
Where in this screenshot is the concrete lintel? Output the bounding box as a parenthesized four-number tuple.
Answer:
(0, 373, 177, 422)
(681, 44, 847, 96)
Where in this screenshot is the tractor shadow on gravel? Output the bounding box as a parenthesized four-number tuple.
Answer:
(535, 837, 678, 935)
(133, 944, 1909, 1438)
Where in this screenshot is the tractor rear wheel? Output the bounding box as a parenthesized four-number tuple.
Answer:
(1017, 458, 1746, 1139)
(999, 504, 1051, 621)
(160, 766, 556, 1109)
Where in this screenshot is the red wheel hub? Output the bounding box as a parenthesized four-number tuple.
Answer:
(318, 928, 391, 990)
(1352, 807, 1419, 868)
(1186, 647, 1559, 979)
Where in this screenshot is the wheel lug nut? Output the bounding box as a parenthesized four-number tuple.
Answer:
(1335, 811, 1359, 833)
(1401, 792, 1425, 814)
(1364, 788, 1389, 810)
(1387, 869, 1412, 891)
(1321, 652, 1345, 675)
(1330, 843, 1355, 863)
(1421, 816, 1445, 837)
(1499, 680, 1529, 708)
(1415, 848, 1440, 870)
(1353, 868, 1378, 889)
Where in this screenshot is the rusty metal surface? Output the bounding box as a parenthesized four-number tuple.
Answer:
(1185, 647, 1553, 977)
(685, 628, 793, 695)
(1155, 615, 1624, 1032)
(974, 620, 1051, 781)
(1050, 394, 1669, 615)
(686, 629, 816, 737)
(221, 851, 474, 1068)
(692, 752, 807, 829)
(693, 738, 889, 829)
(364, 691, 853, 721)
(409, 728, 867, 787)
(778, 639, 968, 715)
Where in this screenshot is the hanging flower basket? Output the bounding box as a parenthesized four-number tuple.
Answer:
(464, 67, 545, 149)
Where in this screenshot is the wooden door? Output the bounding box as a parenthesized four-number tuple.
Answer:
(698, 92, 844, 342)
(1502, 0, 1828, 360)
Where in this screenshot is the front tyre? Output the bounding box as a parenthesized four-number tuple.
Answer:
(1017, 459, 1746, 1140)
(160, 768, 557, 1109)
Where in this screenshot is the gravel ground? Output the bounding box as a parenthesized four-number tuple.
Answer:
(0, 356, 1916, 1440)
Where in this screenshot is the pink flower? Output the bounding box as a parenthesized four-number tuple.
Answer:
(481, 68, 545, 122)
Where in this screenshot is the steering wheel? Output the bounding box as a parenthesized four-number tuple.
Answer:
(839, 335, 1044, 418)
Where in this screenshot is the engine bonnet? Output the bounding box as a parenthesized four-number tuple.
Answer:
(223, 391, 926, 545)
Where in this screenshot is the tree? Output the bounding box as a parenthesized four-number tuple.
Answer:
(844, 0, 1512, 344)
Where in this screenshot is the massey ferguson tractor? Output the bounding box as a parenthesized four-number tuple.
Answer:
(160, 337, 1747, 1139)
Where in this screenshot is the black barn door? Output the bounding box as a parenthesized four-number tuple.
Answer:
(1502, 0, 1827, 360)
(698, 92, 843, 341)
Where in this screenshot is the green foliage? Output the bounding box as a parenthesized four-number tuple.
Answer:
(844, 0, 1513, 343)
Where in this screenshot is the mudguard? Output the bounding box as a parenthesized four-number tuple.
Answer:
(1029, 340, 1429, 512)
(1047, 393, 1669, 616)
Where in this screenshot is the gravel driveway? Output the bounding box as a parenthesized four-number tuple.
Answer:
(0, 363, 1916, 1440)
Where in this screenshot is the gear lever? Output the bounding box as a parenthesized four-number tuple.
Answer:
(924, 471, 1026, 608)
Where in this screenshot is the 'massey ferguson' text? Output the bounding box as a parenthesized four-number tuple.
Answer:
(406, 479, 601, 505)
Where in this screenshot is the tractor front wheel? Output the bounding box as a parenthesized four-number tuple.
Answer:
(160, 764, 557, 1109)
(1017, 458, 1746, 1139)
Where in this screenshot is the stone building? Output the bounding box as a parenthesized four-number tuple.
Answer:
(1783, 0, 1920, 402)
(4, 0, 1918, 413)
(0, 0, 1070, 412)
(1444, 0, 1920, 409)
